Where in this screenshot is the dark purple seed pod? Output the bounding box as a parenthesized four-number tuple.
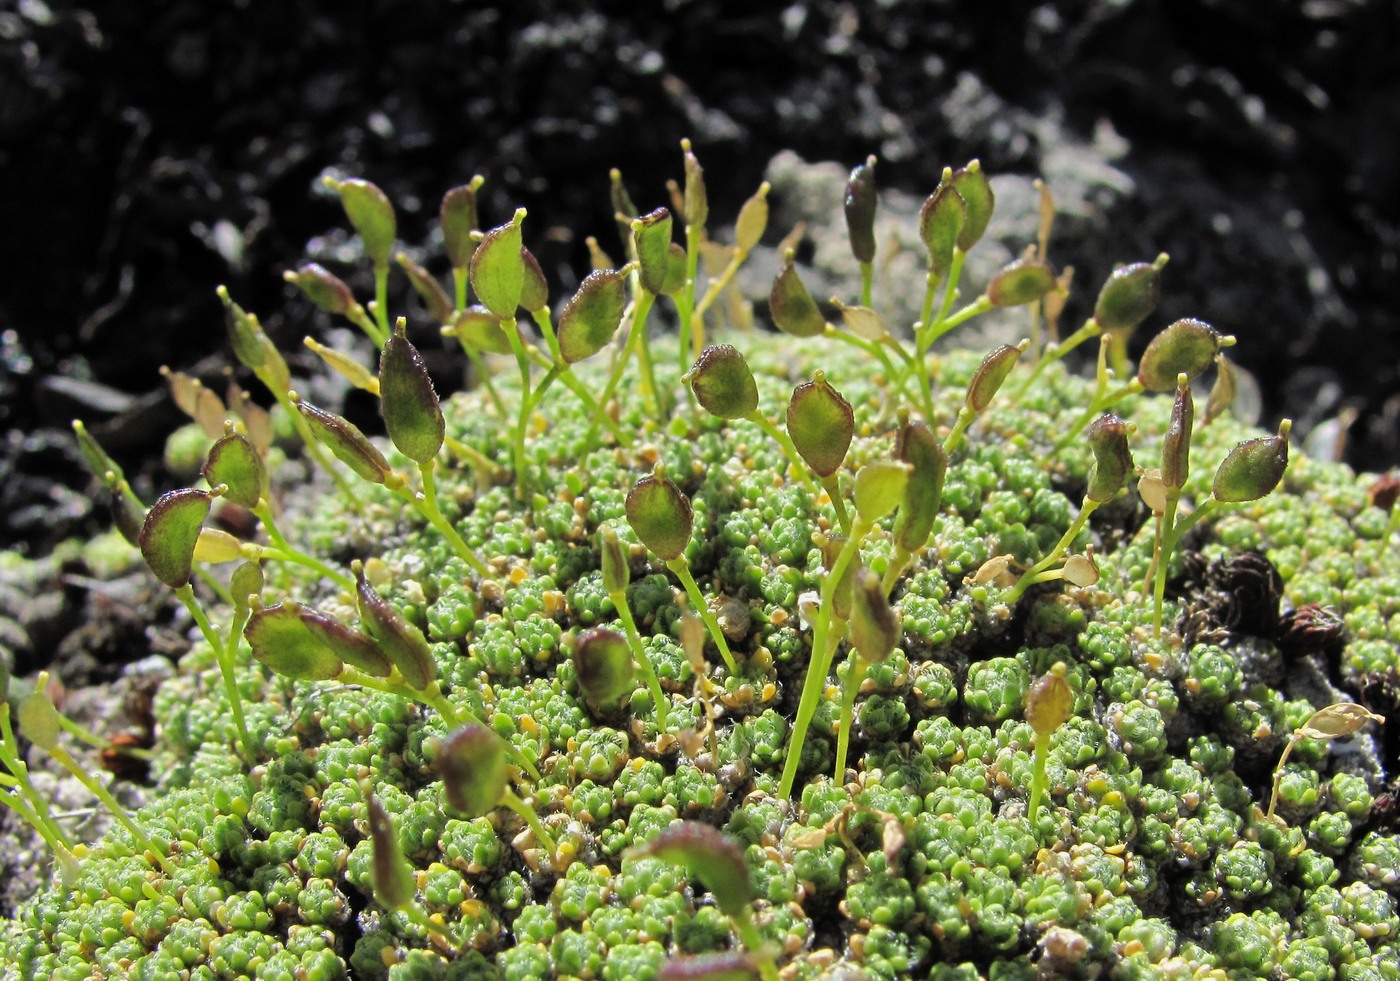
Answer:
(395, 253, 454, 325)
(1093, 256, 1166, 333)
(285, 263, 357, 316)
(844, 155, 878, 264)
(573, 628, 635, 714)
(632, 821, 753, 918)
(354, 560, 436, 691)
(893, 419, 947, 553)
(850, 568, 899, 663)
(299, 605, 393, 678)
(1085, 414, 1134, 504)
(632, 208, 674, 296)
(520, 247, 549, 313)
(244, 601, 344, 681)
(365, 786, 415, 910)
(682, 140, 708, 228)
(986, 258, 1056, 308)
(295, 397, 395, 485)
(966, 343, 1026, 413)
(1162, 375, 1194, 491)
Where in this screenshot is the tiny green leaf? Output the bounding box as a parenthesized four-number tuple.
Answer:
(558, 269, 628, 364)
(441, 179, 483, 269)
(625, 467, 694, 562)
(632, 821, 753, 918)
(892, 419, 948, 553)
(447, 306, 517, 356)
(139, 488, 215, 588)
(919, 174, 966, 280)
(632, 208, 674, 296)
(365, 786, 416, 911)
(325, 177, 396, 268)
(202, 430, 265, 510)
(1162, 375, 1194, 491)
(1085, 414, 1134, 503)
(244, 601, 345, 681)
(295, 396, 395, 485)
(986, 257, 1056, 308)
(787, 372, 854, 478)
(1026, 665, 1072, 737)
(600, 526, 630, 597)
(1093, 255, 1167, 333)
(1213, 420, 1291, 503)
(850, 568, 899, 663)
(949, 161, 994, 251)
(769, 257, 826, 338)
(573, 628, 635, 714)
(687, 345, 759, 420)
(436, 724, 509, 817)
(380, 322, 445, 464)
(1137, 318, 1225, 392)
(844, 155, 878, 264)
(395, 253, 454, 325)
(966, 342, 1027, 412)
(355, 560, 436, 691)
(853, 460, 911, 525)
(284, 263, 357, 316)
(470, 208, 527, 319)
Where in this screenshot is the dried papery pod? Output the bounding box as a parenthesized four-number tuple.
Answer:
(395, 253, 454, 324)
(161, 369, 226, 439)
(324, 177, 396, 268)
(1137, 469, 1167, 514)
(1061, 551, 1100, 587)
(893, 419, 947, 553)
(470, 208, 527, 319)
(1044, 265, 1074, 337)
(1093, 255, 1167, 333)
(299, 605, 393, 678)
(72, 420, 126, 488)
(1085, 414, 1134, 503)
(354, 560, 436, 691)
(966, 342, 1027, 412)
(379, 321, 445, 464)
(632, 821, 752, 918)
(821, 534, 857, 621)
(844, 155, 878, 264)
(294, 395, 395, 485)
(850, 568, 899, 663)
(734, 182, 771, 251)
(285, 263, 357, 316)
(687, 345, 759, 420)
(244, 601, 345, 681)
(447, 306, 516, 356)
(1212, 420, 1291, 503)
(853, 460, 911, 525)
(1295, 702, 1384, 740)
(440, 179, 483, 269)
(625, 466, 694, 562)
(557, 269, 628, 364)
(919, 175, 966, 280)
(364, 786, 416, 911)
(1161, 376, 1194, 491)
(520, 248, 549, 313)
(661, 242, 688, 296)
(1025, 666, 1072, 737)
(227, 385, 274, 456)
(682, 139, 708, 228)
(1137, 318, 1227, 392)
(202, 429, 265, 510)
(971, 554, 1016, 586)
(949, 161, 994, 251)
(219, 288, 266, 371)
(657, 950, 764, 981)
(986, 257, 1056, 308)
(599, 526, 630, 597)
(632, 208, 674, 296)
(139, 488, 216, 589)
(786, 372, 854, 478)
(1205, 354, 1238, 424)
(573, 628, 635, 714)
(193, 528, 243, 564)
(769, 257, 826, 338)
(436, 724, 509, 817)
(832, 299, 886, 341)
(305, 337, 380, 395)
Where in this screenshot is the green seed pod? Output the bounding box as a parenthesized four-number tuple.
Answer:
(305, 337, 381, 394)
(986, 258, 1056, 308)
(918, 174, 966, 280)
(632, 208, 674, 296)
(218, 287, 266, 371)
(769, 257, 826, 338)
(72, 420, 126, 489)
(632, 821, 752, 918)
(966, 342, 1026, 413)
(657, 951, 763, 981)
(470, 208, 527, 319)
(193, 528, 243, 564)
(558, 269, 628, 364)
(1026, 664, 1072, 738)
(599, 526, 630, 597)
(440, 179, 483, 270)
(365, 786, 416, 911)
(520, 247, 549, 313)
(853, 460, 911, 525)
(447, 306, 516, 356)
(1085, 414, 1134, 503)
(1162, 375, 1194, 491)
(1213, 420, 1291, 503)
(229, 560, 264, 608)
(734, 182, 770, 252)
(844, 155, 878, 264)
(16, 675, 61, 752)
(892, 419, 947, 553)
(949, 161, 994, 252)
(610, 168, 638, 223)
(687, 344, 759, 420)
(380, 321, 445, 465)
(660, 242, 688, 296)
(1205, 354, 1238, 424)
(244, 601, 345, 682)
(682, 139, 708, 229)
(436, 724, 509, 817)
(325, 177, 396, 268)
(395, 253, 454, 325)
(284, 263, 357, 317)
(850, 568, 899, 664)
(625, 466, 693, 562)
(109, 488, 146, 547)
(294, 396, 395, 485)
(354, 560, 436, 691)
(300, 605, 393, 678)
(1137, 318, 1225, 392)
(202, 430, 265, 510)
(787, 372, 854, 478)
(139, 488, 215, 589)
(1093, 255, 1167, 333)
(821, 534, 857, 621)
(573, 628, 635, 714)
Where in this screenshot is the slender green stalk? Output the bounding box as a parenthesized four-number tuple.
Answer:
(930, 249, 968, 329)
(610, 593, 669, 731)
(917, 267, 940, 335)
(176, 585, 255, 767)
(1013, 318, 1101, 402)
(821, 327, 916, 404)
(666, 558, 736, 672)
(46, 740, 175, 874)
(502, 789, 558, 860)
(677, 223, 703, 367)
(253, 502, 355, 592)
(833, 652, 868, 781)
(733, 908, 782, 981)
(1004, 501, 1099, 605)
(0, 708, 73, 851)
(1027, 731, 1051, 821)
(821, 475, 852, 536)
(409, 461, 490, 578)
(502, 316, 535, 498)
(1152, 497, 1221, 636)
(692, 247, 746, 326)
(372, 264, 391, 339)
(858, 261, 873, 307)
(588, 291, 656, 445)
(921, 294, 992, 351)
(444, 434, 501, 478)
(348, 305, 386, 348)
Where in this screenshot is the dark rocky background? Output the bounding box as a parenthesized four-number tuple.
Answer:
(1, 0, 1398, 675)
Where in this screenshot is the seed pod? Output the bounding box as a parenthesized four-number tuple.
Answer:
(966, 342, 1026, 413)
(447, 306, 516, 356)
(1137, 469, 1167, 514)
(573, 628, 635, 714)
(1093, 255, 1166, 333)
(687, 345, 759, 420)
(355, 560, 436, 691)
(219, 288, 266, 371)
(844, 155, 878, 264)
(1137, 318, 1224, 392)
(599, 526, 630, 597)
(786, 372, 854, 478)
(986, 258, 1056, 308)
(632, 208, 674, 296)
(229, 560, 264, 608)
(853, 460, 911, 525)
(244, 601, 345, 681)
(380, 322, 445, 464)
(365, 787, 416, 911)
(139, 488, 215, 589)
(202, 430, 265, 510)
(1212, 420, 1291, 503)
(1061, 551, 1100, 587)
(1085, 414, 1134, 503)
(300, 605, 393, 678)
(949, 161, 994, 252)
(295, 396, 395, 485)
(657, 951, 763, 981)
(1295, 702, 1384, 741)
(1025, 665, 1072, 737)
(821, 535, 858, 621)
(520, 248, 549, 313)
(303, 338, 379, 396)
(193, 528, 243, 564)
(1205, 354, 1238, 424)
(769, 257, 826, 338)
(626, 466, 693, 562)
(161, 369, 226, 438)
(72, 420, 126, 489)
(660, 242, 688, 296)
(558, 269, 628, 364)
(832, 299, 887, 341)
(437, 724, 509, 817)
(682, 139, 708, 229)
(325, 177, 396, 268)
(610, 167, 638, 223)
(470, 208, 527, 319)
(109, 488, 146, 547)
(395, 253, 453, 325)
(918, 175, 966, 280)
(850, 568, 900, 663)
(441, 179, 483, 270)
(734, 182, 770, 252)
(632, 821, 752, 918)
(16, 675, 61, 751)
(1161, 375, 1194, 491)
(285, 263, 357, 316)
(892, 419, 947, 553)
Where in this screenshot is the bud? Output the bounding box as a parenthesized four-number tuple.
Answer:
(1161, 376, 1194, 491)
(1084, 414, 1133, 503)
(853, 460, 911, 525)
(573, 628, 635, 714)
(395, 253, 454, 324)
(470, 208, 527, 319)
(918, 173, 966, 280)
(294, 396, 395, 485)
(244, 601, 345, 681)
(324, 177, 396, 268)
(844, 155, 878, 264)
(632, 208, 674, 296)
(734, 182, 770, 252)
(631, 821, 752, 918)
(769, 257, 826, 338)
(850, 568, 899, 663)
(1137, 318, 1225, 392)
(440, 179, 483, 269)
(1093, 255, 1167, 333)
(786, 372, 854, 478)
(686, 345, 759, 420)
(986, 258, 1056, 308)
(1025, 664, 1072, 737)
(354, 560, 436, 691)
(380, 321, 445, 464)
(1212, 420, 1291, 503)
(285, 263, 357, 316)
(626, 466, 694, 562)
(558, 269, 628, 364)
(949, 161, 994, 252)
(436, 724, 509, 817)
(139, 488, 215, 589)
(966, 342, 1027, 413)
(202, 429, 265, 510)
